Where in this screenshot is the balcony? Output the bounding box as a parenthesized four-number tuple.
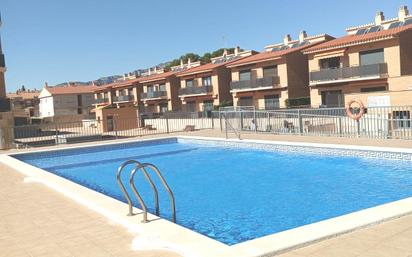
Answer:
(310, 63, 388, 84)
(141, 91, 167, 100)
(94, 98, 109, 105)
(178, 85, 213, 96)
(230, 76, 280, 91)
(113, 95, 134, 103)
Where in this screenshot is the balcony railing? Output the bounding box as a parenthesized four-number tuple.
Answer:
(0, 54, 5, 68)
(230, 76, 280, 91)
(178, 85, 213, 96)
(310, 63, 388, 83)
(113, 95, 134, 103)
(94, 98, 109, 104)
(141, 91, 167, 99)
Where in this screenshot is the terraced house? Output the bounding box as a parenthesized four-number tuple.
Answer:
(303, 6, 412, 108)
(92, 77, 141, 132)
(227, 31, 334, 109)
(176, 47, 255, 112)
(139, 62, 201, 114)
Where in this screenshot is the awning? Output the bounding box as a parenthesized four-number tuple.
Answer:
(314, 49, 346, 59)
(91, 104, 110, 112)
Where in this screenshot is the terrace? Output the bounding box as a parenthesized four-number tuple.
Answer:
(178, 85, 213, 97)
(230, 76, 280, 92)
(140, 91, 167, 100)
(310, 63, 388, 85)
(113, 95, 134, 103)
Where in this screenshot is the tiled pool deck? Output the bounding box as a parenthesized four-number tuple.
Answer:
(1, 129, 412, 257)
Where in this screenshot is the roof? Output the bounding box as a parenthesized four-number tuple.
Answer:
(45, 85, 97, 95)
(226, 37, 332, 67)
(176, 54, 255, 77)
(7, 92, 40, 100)
(138, 71, 177, 83)
(303, 23, 412, 54)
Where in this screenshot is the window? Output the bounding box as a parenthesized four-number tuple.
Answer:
(121, 89, 127, 96)
(77, 95, 82, 106)
(186, 79, 194, 87)
(147, 85, 154, 92)
(239, 70, 251, 81)
(159, 84, 166, 92)
(202, 76, 212, 86)
(203, 100, 214, 111)
(263, 66, 278, 77)
(321, 90, 344, 107)
(238, 96, 254, 107)
(393, 111, 411, 129)
(128, 88, 134, 96)
(360, 49, 384, 66)
(264, 95, 280, 110)
(159, 103, 168, 113)
(104, 92, 108, 99)
(360, 86, 386, 92)
(320, 57, 340, 69)
(77, 108, 83, 114)
(185, 101, 196, 112)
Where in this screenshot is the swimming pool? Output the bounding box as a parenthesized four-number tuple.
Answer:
(11, 137, 412, 246)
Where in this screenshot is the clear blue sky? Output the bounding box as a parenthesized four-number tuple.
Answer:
(1, 0, 411, 92)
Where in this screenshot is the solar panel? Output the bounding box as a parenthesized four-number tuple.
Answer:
(355, 28, 368, 35)
(279, 45, 289, 50)
(271, 47, 281, 52)
(404, 18, 412, 26)
(299, 41, 309, 46)
(388, 21, 402, 29)
(366, 26, 382, 33)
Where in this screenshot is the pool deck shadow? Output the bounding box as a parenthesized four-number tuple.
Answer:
(1, 130, 412, 257)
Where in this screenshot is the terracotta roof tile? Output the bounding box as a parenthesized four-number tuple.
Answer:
(7, 92, 40, 99)
(46, 85, 97, 95)
(303, 23, 412, 54)
(138, 71, 177, 83)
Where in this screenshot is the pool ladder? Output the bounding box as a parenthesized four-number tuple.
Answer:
(116, 160, 176, 223)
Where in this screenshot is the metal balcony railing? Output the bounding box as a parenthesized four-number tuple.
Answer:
(178, 85, 213, 96)
(113, 95, 134, 102)
(310, 63, 388, 83)
(230, 76, 280, 91)
(95, 98, 109, 104)
(0, 54, 5, 68)
(141, 91, 167, 99)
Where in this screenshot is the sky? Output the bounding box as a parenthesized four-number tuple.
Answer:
(1, 0, 411, 92)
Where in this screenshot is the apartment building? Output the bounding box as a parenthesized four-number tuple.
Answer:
(7, 90, 40, 124)
(176, 47, 256, 112)
(227, 31, 334, 109)
(303, 6, 412, 108)
(139, 61, 201, 114)
(92, 77, 141, 132)
(38, 83, 96, 122)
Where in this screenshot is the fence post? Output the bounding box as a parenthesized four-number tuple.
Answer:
(114, 119, 118, 139)
(338, 117, 342, 136)
(253, 110, 257, 133)
(357, 120, 360, 137)
(211, 113, 214, 129)
(55, 125, 59, 145)
(225, 115, 228, 139)
(166, 113, 170, 134)
(219, 111, 222, 132)
(298, 110, 303, 135)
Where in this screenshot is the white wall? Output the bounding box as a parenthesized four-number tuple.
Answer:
(39, 96, 54, 118)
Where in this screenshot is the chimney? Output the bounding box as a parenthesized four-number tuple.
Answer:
(299, 30, 307, 42)
(283, 34, 292, 45)
(223, 49, 228, 57)
(154, 66, 157, 73)
(398, 6, 409, 21)
(375, 11, 385, 25)
(180, 59, 184, 68)
(148, 68, 151, 76)
(188, 58, 191, 67)
(234, 46, 240, 56)
(44, 82, 49, 88)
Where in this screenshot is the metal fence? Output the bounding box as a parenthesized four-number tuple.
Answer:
(218, 106, 412, 140)
(11, 112, 215, 148)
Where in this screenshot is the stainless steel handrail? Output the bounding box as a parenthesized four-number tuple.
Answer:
(116, 160, 159, 217)
(117, 160, 176, 223)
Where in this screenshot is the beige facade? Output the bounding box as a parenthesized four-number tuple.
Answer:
(228, 33, 333, 109)
(95, 105, 139, 132)
(305, 7, 412, 108)
(140, 76, 181, 113)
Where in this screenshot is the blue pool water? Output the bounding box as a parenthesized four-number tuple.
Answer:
(14, 139, 412, 245)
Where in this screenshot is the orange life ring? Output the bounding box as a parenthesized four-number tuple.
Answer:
(345, 99, 365, 121)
